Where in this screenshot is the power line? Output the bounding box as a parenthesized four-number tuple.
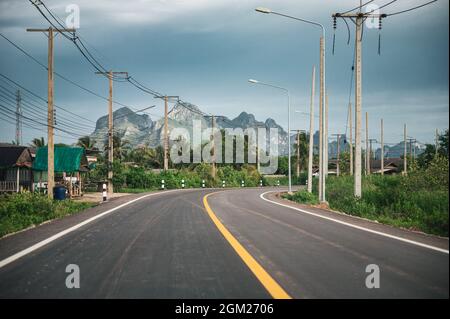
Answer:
(0, 32, 141, 111)
(386, 0, 438, 16)
(341, 0, 376, 15)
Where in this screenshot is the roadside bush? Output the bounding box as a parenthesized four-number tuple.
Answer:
(0, 192, 94, 237)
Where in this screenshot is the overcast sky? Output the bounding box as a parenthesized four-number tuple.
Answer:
(0, 0, 448, 146)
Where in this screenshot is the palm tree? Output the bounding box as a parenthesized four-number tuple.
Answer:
(104, 134, 130, 162)
(30, 137, 45, 148)
(77, 136, 97, 152)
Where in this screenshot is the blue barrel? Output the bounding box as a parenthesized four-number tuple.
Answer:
(53, 186, 67, 200)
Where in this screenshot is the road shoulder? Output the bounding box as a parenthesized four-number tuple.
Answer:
(263, 191, 449, 252)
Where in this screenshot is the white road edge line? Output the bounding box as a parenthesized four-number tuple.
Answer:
(260, 191, 449, 255)
(0, 189, 184, 269)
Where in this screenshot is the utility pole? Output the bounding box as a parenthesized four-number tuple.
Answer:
(318, 66, 324, 200)
(291, 129, 306, 178)
(96, 71, 128, 195)
(435, 128, 439, 155)
(348, 102, 353, 176)
(325, 94, 329, 177)
(211, 115, 216, 178)
(15, 90, 22, 145)
(155, 95, 178, 171)
(27, 27, 75, 198)
(332, 8, 385, 197)
(296, 130, 300, 178)
(332, 134, 341, 176)
(307, 66, 315, 193)
(404, 124, 407, 176)
(368, 138, 377, 175)
(381, 118, 384, 175)
(365, 112, 369, 176)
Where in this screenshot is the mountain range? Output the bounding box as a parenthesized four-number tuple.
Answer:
(90, 103, 290, 154)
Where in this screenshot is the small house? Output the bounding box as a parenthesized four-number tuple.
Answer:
(0, 144, 34, 193)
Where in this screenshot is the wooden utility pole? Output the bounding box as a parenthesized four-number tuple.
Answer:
(404, 124, 407, 176)
(27, 27, 75, 198)
(365, 112, 369, 176)
(96, 71, 128, 195)
(381, 118, 384, 175)
(348, 102, 353, 176)
(307, 66, 315, 193)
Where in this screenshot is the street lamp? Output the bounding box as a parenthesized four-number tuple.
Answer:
(255, 7, 327, 202)
(248, 78, 292, 194)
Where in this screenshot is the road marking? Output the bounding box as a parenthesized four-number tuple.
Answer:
(203, 192, 292, 299)
(0, 189, 186, 269)
(260, 191, 449, 255)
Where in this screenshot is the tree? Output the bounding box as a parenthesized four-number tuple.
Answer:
(438, 129, 449, 158)
(77, 136, 97, 152)
(104, 134, 130, 162)
(30, 137, 45, 148)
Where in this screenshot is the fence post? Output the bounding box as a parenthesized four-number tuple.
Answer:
(102, 183, 107, 202)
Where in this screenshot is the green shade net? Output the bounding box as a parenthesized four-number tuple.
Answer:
(32, 146, 85, 173)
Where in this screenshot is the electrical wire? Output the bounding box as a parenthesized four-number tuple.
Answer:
(386, 0, 438, 16)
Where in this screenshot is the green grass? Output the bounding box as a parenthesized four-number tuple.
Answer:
(283, 190, 319, 205)
(0, 192, 96, 238)
(286, 158, 449, 237)
(303, 173, 448, 237)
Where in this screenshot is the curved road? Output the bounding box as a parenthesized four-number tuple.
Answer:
(0, 188, 448, 298)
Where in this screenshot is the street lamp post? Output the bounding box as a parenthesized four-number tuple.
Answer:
(255, 7, 327, 203)
(248, 79, 292, 193)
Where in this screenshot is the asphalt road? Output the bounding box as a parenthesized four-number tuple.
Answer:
(0, 188, 448, 298)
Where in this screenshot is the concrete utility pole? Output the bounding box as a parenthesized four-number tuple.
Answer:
(404, 124, 407, 176)
(332, 7, 384, 197)
(27, 27, 75, 198)
(211, 115, 216, 178)
(368, 138, 377, 175)
(332, 134, 341, 176)
(435, 128, 439, 155)
(365, 112, 369, 176)
(318, 67, 324, 200)
(407, 138, 416, 164)
(96, 71, 128, 196)
(381, 118, 384, 175)
(15, 90, 22, 146)
(155, 95, 178, 171)
(307, 66, 315, 193)
(325, 94, 329, 178)
(348, 102, 353, 176)
(164, 96, 169, 171)
(296, 130, 301, 178)
(291, 129, 306, 178)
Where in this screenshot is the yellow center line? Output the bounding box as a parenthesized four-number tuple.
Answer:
(203, 192, 292, 299)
